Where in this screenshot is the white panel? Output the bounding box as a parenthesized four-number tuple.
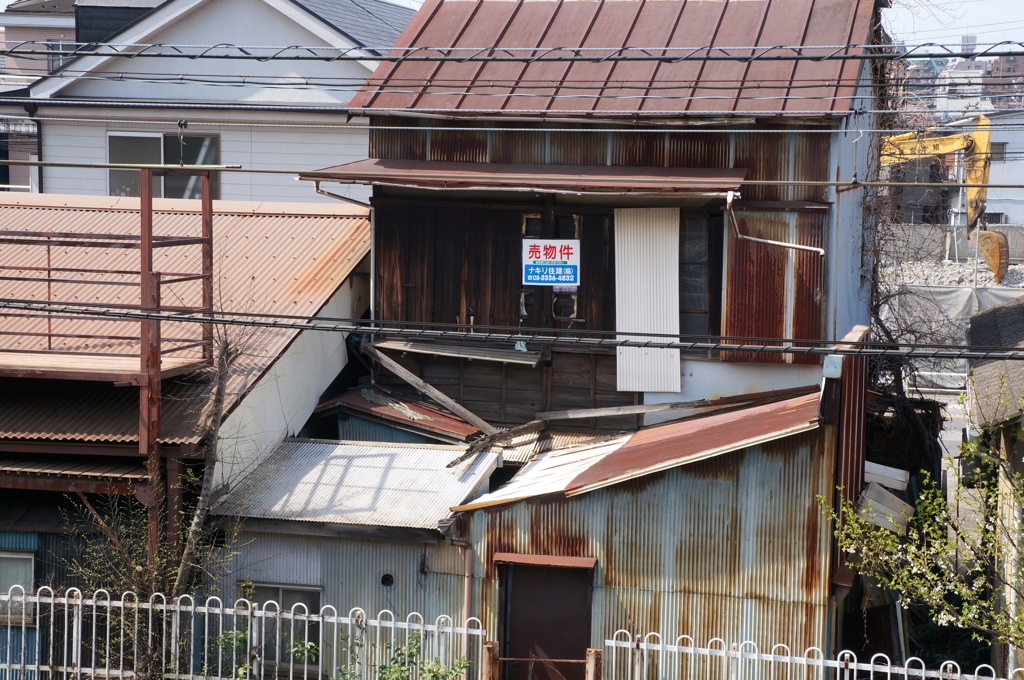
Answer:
(614, 207, 682, 392)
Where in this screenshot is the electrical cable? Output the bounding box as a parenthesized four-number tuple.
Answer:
(1, 296, 1021, 360)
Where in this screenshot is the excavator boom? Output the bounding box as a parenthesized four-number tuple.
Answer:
(881, 115, 990, 230)
(881, 115, 1007, 283)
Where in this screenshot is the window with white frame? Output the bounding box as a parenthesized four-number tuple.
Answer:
(108, 133, 220, 199)
(46, 42, 73, 71)
(0, 552, 34, 622)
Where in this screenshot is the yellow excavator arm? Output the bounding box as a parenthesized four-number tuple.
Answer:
(881, 115, 990, 230)
(881, 115, 1007, 283)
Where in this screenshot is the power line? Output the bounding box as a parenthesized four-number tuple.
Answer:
(8, 113, 1024, 136)
(0, 40, 1021, 64)
(0, 297, 1020, 360)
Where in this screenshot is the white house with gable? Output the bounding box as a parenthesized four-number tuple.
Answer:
(0, 0, 414, 201)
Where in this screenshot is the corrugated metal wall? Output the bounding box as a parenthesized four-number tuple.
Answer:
(336, 415, 432, 444)
(217, 532, 466, 622)
(722, 210, 826, 363)
(368, 123, 833, 206)
(614, 208, 681, 392)
(465, 427, 836, 650)
(0, 532, 38, 552)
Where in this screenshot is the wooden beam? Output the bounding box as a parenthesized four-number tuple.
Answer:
(537, 401, 708, 420)
(537, 385, 820, 420)
(363, 344, 499, 435)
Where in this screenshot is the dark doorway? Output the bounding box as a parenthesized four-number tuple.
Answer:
(501, 564, 593, 680)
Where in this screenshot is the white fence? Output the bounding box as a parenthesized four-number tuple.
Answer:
(0, 588, 486, 680)
(604, 633, 1011, 680)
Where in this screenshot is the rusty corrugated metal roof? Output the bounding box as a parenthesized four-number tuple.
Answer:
(567, 391, 821, 494)
(350, 0, 877, 117)
(0, 194, 370, 445)
(0, 456, 147, 480)
(453, 391, 821, 510)
(319, 386, 483, 441)
(212, 439, 497, 529)
(302, 159, 747, 193)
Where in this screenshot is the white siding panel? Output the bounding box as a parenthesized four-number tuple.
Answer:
(614, 207, 681, 393)
(38, 121, 370, 203)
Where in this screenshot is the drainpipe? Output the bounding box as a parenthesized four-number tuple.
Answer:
(24, 103, 42, 193)
(448, 538, 473, 661)
(725, 190, 825, 256)
(314, 180, 370, 208)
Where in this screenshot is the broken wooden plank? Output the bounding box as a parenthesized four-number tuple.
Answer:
(374, 340, 542, 366)
(864, 461, 910, 491)
(856, 482, 914, 535)
(363, 344, 499, 436)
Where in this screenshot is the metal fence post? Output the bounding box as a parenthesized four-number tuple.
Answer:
(483, 641, 500, 680)
(587, 649, 603, 680)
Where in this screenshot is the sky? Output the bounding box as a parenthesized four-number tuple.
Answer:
(0, 0, 1017, 47)
(884, 0, 1024, 47)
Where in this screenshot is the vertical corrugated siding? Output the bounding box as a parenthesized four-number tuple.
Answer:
(428, 129, 488, 164)
(791, 211, 827, 364)
(466, 428, 834, 650)
(322, 539, 464, 620)
(335, 416, 432, 444)
(0, 532, 38, 551)
(219, 533, 465, 623)
(839, 352, 868, 505)
(722, 212, 789, 363)
(723, 210, 825, 364)
(614, 208, 681, 393)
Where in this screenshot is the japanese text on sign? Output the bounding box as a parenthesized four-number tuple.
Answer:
(522, 238, 581, 286)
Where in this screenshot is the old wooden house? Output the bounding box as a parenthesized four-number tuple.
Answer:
(303, 0, 886, 431)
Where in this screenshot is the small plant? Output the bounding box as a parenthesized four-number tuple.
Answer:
(333, 630, 468, 680)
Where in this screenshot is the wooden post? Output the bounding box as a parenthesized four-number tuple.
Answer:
(139, 170, 163, 576)
(586, 649, 602, 680)
(200, 171, 214, 362)
(483, 642, 499, 680)
(362, 343, 499, 435)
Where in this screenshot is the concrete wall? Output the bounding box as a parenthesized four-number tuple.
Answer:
(214, 272, 370, 489)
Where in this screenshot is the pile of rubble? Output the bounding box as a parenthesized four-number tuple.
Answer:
(878, 260, 1024, 288)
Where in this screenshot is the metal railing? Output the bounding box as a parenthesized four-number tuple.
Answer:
(0, 588, 487, 680)
(604, 632, 1017, 680)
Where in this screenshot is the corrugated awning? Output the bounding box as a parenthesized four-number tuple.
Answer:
(453, 391, 821, 511)
(566, 392, 821, 496)
(302, 159, 748, 194)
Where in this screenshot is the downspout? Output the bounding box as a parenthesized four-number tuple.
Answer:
(313, 178, 375, 346)
(725, 190, 825, 256)
(25, 103, 42, 193)
(314, 180, 370, 208)
(448, 538, 473, 661)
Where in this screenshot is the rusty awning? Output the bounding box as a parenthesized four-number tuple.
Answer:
(452, 391, 821, 511)
(566, 392, 821, 496)
(0, 456, 147, 494)
(302, 159, 748, 195)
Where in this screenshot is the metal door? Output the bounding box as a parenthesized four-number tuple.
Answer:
(501, 564, 593, 680)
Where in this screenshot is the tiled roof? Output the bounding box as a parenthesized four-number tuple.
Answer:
(295, 0, 416, 53)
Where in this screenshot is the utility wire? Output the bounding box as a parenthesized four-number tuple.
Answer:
(0, 40, 1019, 63)
(1, 297, 1020, 360)
(3, 114, 1021, 136)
